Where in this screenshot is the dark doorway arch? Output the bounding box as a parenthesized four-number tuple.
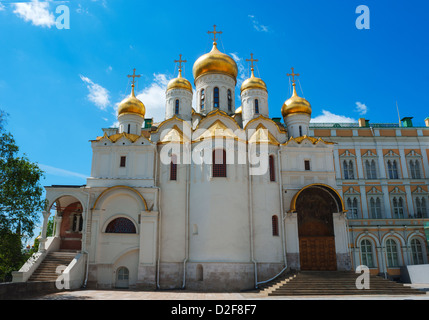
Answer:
(296, 185, 341, 271)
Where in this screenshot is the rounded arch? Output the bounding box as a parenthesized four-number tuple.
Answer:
(102, 215, 139, 234)
(381, 232, 406, 247)
(92, 185, 148, 211)
(46, 192, 87, 216)
(355, 232, 381, 248)
(290, 184, 346, 213)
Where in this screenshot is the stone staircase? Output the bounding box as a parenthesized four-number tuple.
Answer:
(28, 251, 77, 282)
(260, 271, 427, 296)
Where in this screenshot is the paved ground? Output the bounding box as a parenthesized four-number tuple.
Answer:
(31, 289, 429, 300)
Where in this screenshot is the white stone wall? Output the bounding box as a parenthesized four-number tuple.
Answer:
(194, 74, 236, 115)
(165, 88, 193, 121)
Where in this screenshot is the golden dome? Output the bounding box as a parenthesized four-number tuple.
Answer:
(235, 106, 242, 114)
(117, 85, 146, 118)
(240, 69, 267, 93)
(193, 42, 238, 83)
(166, 69, 193, 93)
(281, 83, 311, 118)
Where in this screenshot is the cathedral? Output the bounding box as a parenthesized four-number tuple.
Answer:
(13, 27, 429, 291)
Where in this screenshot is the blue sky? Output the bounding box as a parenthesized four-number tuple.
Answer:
(0, 0, 428, 193)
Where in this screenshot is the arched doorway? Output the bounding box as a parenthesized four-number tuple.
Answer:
(295, 185, 343, 271)
(116, 267, 130, 289)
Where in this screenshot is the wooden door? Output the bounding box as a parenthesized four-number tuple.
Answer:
(297, 187, 338, 271)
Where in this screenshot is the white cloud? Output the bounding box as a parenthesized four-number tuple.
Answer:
(135, 73, 169, 123)
(355, 102, 368, 115)
(311, 110, 357, 123)
(0, 3, 5, 11)
(80, 75, 110, 110)
(248, 14, 269, 32)
(13, 0, 55, 28)
(39, 164, 87, 179)
(230, 52, 247, 88)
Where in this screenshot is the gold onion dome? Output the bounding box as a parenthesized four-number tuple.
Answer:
(281, 83, 312, 118)
(117, 84, 146, 118)
(235, 106, 242, 114)
(166, 69, 193, 93)
(193, 42, 238, 82)
(240, 69, 267, 93)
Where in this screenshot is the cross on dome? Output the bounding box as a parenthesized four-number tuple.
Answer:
(174, 54, 187, 75)
(246, 53, 259, 76)
(287, 67, 300, 85)
(207, 24, 222, 44)
(127, 68, 141, 95)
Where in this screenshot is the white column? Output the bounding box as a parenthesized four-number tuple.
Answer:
(377, 147, 386, 179)
(359, 186, 369, 219)
(55, 215, 63, 237)
(420, 147, 429, 178)
(38, 211, 51, 252)
(399, 148, 409, 179)
(405, 185, 414, 218)
(355, 148, 364, 179)
(381, 185, 392, 219)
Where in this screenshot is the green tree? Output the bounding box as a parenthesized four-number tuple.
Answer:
(0, 111, 46, 281)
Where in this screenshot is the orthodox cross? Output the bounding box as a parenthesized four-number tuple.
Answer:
(127, 68, 141, 95)
(174, 54, 187, 73)
(208, 25, 222, 43)
(127, 68, 141, 86)
(287, 67, 300, 84)
(246, 53, 259, 73)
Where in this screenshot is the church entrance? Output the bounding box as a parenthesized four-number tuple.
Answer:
(296, 185, 340, 271)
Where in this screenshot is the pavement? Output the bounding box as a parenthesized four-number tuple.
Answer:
(30, 289, 429, 300)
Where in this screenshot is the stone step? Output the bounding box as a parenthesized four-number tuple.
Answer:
(28, 251, 76, 282)
(265, 271, 427, 296)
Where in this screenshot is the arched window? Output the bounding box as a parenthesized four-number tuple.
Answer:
(254, 99, 259, 114)
(361, 239, 375, 268)
(386, 239, 399, 267)
(392, 197, 405, 219)
(272, 215, 279, 236)
(347, 198, 359, 219)
(227, 89, 232, 111)
(212, 149, 226, 177)
(170, 154, 177, 181)
(410, 160, 421, 179)
(127, 124, 131, 134)
(415, 197, 427, 218)
(370, 197, 382, 219)
(299, 125, 302, 137)
(343, 160, 354, 180)
(175, 99, 180, 115)
(213, 87, 219, 108)
(105, 217, 136, 234)
(365, 160, 377, 179)
(411, 239, 424, 265)
(388, 160, 399, 179)
(200, 89, 205, 110)
(269, 155, 275, 182)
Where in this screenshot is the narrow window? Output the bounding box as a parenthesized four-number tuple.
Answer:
(200, 89, 205, 110)
(269, 155, 275, 182)
(127, 124, 131, 134)
(227, 89, 232, 111)
(361, 239, 375, 268)
(299, 125, 302, 137)
(347, 198, 359, 219)
(411, 239, 424, 264)
(272, 215, 279, 236)
(386, 239, 399, 267)
(370, 160, 377, 179)
(170, 154, 177, 181)
(393, 197, 405, 219)
(175, 99, 180, 115)
(416, 197, 427, 218)
(120, 156, 126, 167)
(304, 160, 310, 171)
(370, 197, 382, 219)
(255, 99, 259, 114)
(212, 149, 226, 177)
(213, 87, 219, 108)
